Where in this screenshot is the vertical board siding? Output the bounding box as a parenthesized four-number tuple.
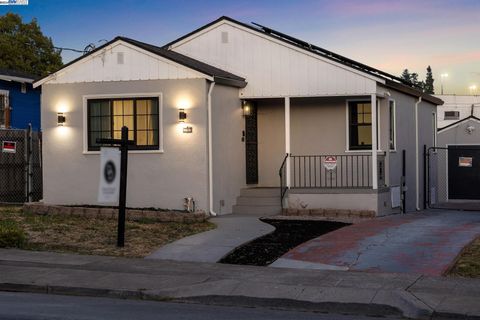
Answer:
(172, 22, 377, 98)
(47, 43, 204, 84)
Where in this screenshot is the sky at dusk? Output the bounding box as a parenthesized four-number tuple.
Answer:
(2, 0, 479, 95)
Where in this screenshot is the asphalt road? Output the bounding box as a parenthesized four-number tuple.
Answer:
(0, 292, 402, 320)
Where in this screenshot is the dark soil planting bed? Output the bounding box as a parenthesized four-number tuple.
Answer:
(219, 219, 349, 266)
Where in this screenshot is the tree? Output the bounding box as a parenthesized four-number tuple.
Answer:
(400, 68, 424, 90)
(424, 65, 435, 94)
(0, 13, 62, 77)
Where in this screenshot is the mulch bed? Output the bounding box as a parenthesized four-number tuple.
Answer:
(219, 219, 348, 266)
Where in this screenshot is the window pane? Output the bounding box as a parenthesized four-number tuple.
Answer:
(357, 126, 372, 146)
(90, 117, 101, 131)
(150, 130, 159, 145)
(100, 101, 110, 116)
(137, 100, 147, 115)
(113, 100, 123, 115)
(123, 100, 134, 115)
(136, 115, 148, 130)
(101, 116, 111, 132)
(90, 102, 102, 116)
(113, 115, 123, 131)
(123, 115, 134, 130)
(137, 130, 147, 145)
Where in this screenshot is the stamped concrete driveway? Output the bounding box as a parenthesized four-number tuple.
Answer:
(272, 210, 480, 276)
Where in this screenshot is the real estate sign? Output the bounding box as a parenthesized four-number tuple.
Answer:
(98, 147, 121, 203)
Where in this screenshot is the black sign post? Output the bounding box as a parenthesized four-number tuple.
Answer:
(97, 126, 134, 247)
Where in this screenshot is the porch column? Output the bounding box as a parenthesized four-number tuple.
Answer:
(285, 97, 291, 187)
(371, 94, 378, 189)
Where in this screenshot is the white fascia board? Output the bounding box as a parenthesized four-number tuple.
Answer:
(169, 20, 385, 85)
(0, 75, 34, 83)
(438, 117, 480, 133)
(34, 40, 213, 88)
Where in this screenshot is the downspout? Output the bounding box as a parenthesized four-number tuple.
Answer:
(415, 96, 422, 210)
(207, 81, 217, 216)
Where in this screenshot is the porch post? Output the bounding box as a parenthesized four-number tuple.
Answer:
(285, 97, 291, 188)
(371, 94, 378, 189)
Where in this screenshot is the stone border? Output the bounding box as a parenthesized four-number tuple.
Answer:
(23, 203, 208, 223)
(283, 208, 375, 221)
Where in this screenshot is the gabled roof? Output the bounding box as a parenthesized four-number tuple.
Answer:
(33, 36, 247, 88)
(0, 68, 37, 83)
(438, 115, 480, 133)
(165, 16, 443, 105)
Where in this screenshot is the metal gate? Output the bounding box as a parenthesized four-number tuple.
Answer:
(426, 146, 480, 210)
(0, 126, 42, 203)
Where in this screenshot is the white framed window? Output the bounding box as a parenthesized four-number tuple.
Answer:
(345, 99, 379, 151)
(0, 90, 9, 128)
(389, 99, 396, 151)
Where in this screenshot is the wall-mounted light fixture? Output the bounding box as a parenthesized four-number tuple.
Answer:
(57, 112, 66, 126)
(178, 108, 187, 122)
(242, 101, 252, 117)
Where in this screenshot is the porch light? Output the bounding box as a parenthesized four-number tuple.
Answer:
(242, 101, 252, 117)
(57, 112, 66, 126)
(178, 109, 187, 122)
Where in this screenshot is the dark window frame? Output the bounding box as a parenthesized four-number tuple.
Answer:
(348, 100, 378, 150)
(87, 97, 160, 151)
(444, 111, 460, 120)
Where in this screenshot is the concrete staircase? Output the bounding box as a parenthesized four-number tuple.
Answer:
(232, 188, 282, 215)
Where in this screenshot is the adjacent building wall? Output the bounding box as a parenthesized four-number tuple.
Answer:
(0, 80, 41, 130)
(41, 79, 209, 210)
(210, 84, 246, 214)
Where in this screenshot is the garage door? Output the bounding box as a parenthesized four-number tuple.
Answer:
(448, 145, 480, 200)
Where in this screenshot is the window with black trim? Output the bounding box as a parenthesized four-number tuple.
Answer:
(348, 101, 376, 150)
(87, 97, 159, 151)
(444, 111, 459, 120)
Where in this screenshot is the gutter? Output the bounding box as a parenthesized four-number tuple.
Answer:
(207, 81, 217, 216)
(415, 97, 422, 211)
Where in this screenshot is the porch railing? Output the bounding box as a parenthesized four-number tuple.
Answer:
(290, 154, 385, 189)
(278, 153, 289, 209)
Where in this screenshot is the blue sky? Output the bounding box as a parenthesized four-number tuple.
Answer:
(2, 0, 479, 94)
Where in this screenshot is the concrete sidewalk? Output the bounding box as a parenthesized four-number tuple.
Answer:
(0, 249, 479, 319)
(273, 210, 480, 275)
(146, 214, 274, 262)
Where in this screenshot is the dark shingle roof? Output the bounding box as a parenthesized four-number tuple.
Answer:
(34, 36, 246, 88)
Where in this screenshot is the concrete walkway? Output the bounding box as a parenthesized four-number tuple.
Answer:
(272, 210, 480, 276)
(0, 249, 479, 319)
(146, 214, 274, 262)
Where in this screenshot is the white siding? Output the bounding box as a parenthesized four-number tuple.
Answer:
(435, 94, 480, 128)
(170, 21, 379, 98)
(44, 41, 206, 85)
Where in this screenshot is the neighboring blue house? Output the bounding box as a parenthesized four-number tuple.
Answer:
(0, 69, 41, 130)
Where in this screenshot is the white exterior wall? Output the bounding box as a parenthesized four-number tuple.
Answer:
(169, 20, 379, 98)
(435, 94, 480, 128)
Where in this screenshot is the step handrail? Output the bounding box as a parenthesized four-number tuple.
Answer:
(278, 153, 289, 210)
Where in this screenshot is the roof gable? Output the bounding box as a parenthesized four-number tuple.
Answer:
(438, 115, 480, 133)
(34, 37, 246, 88)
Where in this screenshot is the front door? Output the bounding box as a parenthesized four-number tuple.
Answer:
(245, 102, 258, 184)
(448, 145, 480, 200)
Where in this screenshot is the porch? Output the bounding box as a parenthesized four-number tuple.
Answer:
(240, 94, 396, 216)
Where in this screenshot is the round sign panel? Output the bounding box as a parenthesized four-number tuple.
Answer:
(323, 156, 337, 170)
(104, 161, 116, 184)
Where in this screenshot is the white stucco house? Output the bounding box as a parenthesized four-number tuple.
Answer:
(33, 16, 443, 216)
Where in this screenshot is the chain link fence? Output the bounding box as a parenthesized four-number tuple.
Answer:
(0, 126, 42, 203)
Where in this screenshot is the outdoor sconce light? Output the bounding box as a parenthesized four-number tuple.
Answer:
(178, 108, 187, 122)
(57, 112, 66, 126)
(242, 101, 252, 117)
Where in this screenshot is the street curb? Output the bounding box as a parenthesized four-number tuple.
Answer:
(0, 282, 460, 319)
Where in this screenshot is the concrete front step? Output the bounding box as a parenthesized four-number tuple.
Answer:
(232, 205, 282, 215)
(240, 187, 280, 197)
(236, 196, 280, 206)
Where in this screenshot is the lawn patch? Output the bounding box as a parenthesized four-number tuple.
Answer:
(449, 236, 480, 278)
(0, 206, 215, 257)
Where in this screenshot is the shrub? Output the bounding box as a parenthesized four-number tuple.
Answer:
(0, 220, 27, 248)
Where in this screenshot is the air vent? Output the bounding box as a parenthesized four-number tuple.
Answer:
(117, 52, 124, 65)
(221, 32, 229, 44)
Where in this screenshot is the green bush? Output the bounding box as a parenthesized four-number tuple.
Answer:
(0, 220, 27, 248)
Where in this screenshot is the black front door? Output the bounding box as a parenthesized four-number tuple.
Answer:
(245, 102, 258, 184)
(448, 145, 480, 200)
